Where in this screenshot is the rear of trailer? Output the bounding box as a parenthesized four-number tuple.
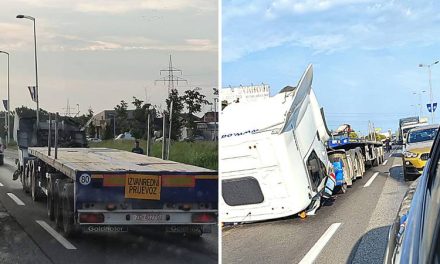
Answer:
(27, 147, 218, 237)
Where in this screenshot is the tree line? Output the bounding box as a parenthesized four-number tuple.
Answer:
(1, 87, 213, 142)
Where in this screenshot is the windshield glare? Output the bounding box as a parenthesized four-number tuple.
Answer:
(407, 128, 438, 143)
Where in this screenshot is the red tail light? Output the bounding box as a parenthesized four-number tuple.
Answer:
(192, 213, 216, 223)
(79, 213, 105, 223)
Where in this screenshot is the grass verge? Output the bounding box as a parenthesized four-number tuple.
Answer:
(89, 140, 218, 170)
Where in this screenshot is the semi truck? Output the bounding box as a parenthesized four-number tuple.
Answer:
(220, 65, 336, 223)
(398, 116, 428, 145)
(220, 64, 383, 223)
(13, 114, 218, 237)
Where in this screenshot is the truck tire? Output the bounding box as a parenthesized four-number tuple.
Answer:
(23, 163, 31, 193)
(372, 157, 379, 167)
(31, 162, 44, 202)
(54, 179, 64, 229)
(62, 182, 78, 237)
(47, 175, 56, 221)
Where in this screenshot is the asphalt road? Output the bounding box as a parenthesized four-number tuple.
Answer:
(222, 151, 410, 264)
(0, 152, 218, 264)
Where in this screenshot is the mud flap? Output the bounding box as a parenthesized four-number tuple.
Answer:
(323, 176, 335, 199)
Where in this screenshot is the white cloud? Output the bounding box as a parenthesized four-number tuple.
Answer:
(297, 34, 346, 54)
(15, 0, 216, 13)
(64, 36, 217, 52)
(266, 0, 378, 17)
(223, 0, 440, 62)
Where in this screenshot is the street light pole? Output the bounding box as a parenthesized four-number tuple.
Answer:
(413, 90, 426, 119)
(419, 61, 439, 124)
(17, 15, 39, 128)
(0, 51, 10, 145)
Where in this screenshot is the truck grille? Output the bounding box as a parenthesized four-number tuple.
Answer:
(421, 153, 429, 161)
(222, 177, 264, 206)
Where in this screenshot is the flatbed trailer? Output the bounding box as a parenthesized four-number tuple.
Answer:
(328, 137, 384, 166)
(25, 147, 218, 237)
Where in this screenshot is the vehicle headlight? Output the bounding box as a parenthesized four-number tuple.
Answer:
(404, 151, 418, 158)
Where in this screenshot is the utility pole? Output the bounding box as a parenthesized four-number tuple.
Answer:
(419, 61, 439, 124)
(16, 15, 39, 128)
(146, 111, 151, 156)
(155, 55, 187, 160)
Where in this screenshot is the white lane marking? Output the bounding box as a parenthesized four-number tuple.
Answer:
(364, 172, 379, 188)
(7, 193, 25, 205)
(298, 223, 341, 264)
(382, 160, 388, 166)
(36, 220, 77, 250)
(0, 182, 3, 186)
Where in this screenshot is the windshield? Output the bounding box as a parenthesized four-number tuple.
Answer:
(407, 128, 438, 143)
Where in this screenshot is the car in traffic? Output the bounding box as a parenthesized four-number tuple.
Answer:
(384, 124, 440, 263)
(115, 132, 135, 140)
(86, 137, 102, 143)
(402, 124, 438, 181)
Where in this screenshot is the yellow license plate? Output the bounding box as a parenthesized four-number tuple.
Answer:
(125, 174, 161, 200)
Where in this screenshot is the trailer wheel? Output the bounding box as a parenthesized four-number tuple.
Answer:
(23, 163, 31, 193)
(372, 157, 379, 167)
(62, 182, 78, 237)
(47, 175, 56, 220)
(54, 179, 64, 229)
(31, 163, 44, 201)
(356, 155, 363, 178)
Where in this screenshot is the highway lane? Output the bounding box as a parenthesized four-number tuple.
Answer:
(0, 154, 218, 264)
(222, 152, 409, 264)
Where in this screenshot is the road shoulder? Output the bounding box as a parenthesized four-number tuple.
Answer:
(351, 157, 409, 263)
(0, 200, 51, 264)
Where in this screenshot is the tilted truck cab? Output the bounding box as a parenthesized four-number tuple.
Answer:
(220, 65, 335, 223)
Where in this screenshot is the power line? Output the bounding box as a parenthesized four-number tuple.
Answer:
(155, 55, 188, 94)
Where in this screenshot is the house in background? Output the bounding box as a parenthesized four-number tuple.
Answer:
(88, 109, 218, 141)
(195, 111, 218, 141)
(89, 110, 134, 138)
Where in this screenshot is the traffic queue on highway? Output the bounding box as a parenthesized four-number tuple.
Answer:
(385, 121, 440, 263)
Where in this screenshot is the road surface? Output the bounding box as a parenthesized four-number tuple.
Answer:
(0, 150, 218, 264)
(222, 151, 409, 264)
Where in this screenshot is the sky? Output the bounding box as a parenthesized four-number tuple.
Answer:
(222, 0, 440, 134)
(0, 0, 218, 117)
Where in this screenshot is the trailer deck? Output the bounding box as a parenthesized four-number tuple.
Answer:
(28, 147, 215, 179)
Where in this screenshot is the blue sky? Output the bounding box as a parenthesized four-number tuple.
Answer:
(222, 0, 440, 134)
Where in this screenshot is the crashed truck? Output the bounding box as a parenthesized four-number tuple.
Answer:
(13, 114, 218, 237)
(220, 64, 336, 223)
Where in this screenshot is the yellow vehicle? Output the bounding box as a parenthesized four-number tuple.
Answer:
(402, 124, 439, 181)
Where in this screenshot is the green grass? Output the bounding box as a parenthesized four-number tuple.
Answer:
(89, 140, 218, 170)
